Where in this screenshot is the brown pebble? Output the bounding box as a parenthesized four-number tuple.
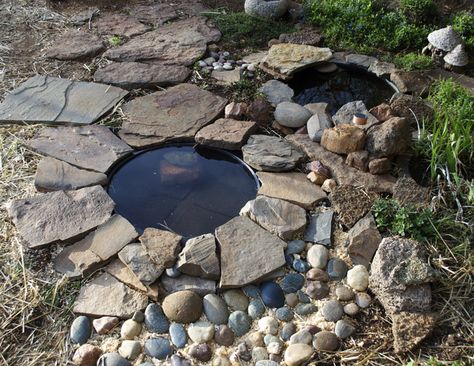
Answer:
(215, 325, 235, 346)
(306, 281, 329, 300)
(189, 343, 212, 362)
(306, 268, 329, 282)
(72, 344, 102, 366)
(93, 316, 119, 335)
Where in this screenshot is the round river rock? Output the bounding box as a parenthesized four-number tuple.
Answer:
(162, 290, 202, 323)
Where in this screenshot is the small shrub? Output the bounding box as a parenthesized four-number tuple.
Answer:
(372, 198, 433, 241)
(108, 35, 122, 46)
(225, 78, 264, 102)
(394, 52, 434, 71)
(452, 11, 474, 51)
(399, 0, 437, 25)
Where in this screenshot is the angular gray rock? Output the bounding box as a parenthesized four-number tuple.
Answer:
(242, 135, 303, 172)
(304, 210, 333, 246)
(307, 112, 333, 142)
(118, 244, 162, 286)
(260, 80, 294, 105)
(54, 215, 138, 278)
(103, 17, 220, 66)
(161, 274, 216, 296)
(240, 196, 307, 240)
(345, 54, 377, 68)
(369, 237, 433, 315)
(285, 135, 396, 193)
(195, 118, 258, 150)
(176, 234, 220, 280)
(215, 216, 286, 288)
(365, 117, 411, 157)
(35, 157, 108, 192)
(45, 30, 105, 60)
(0, 75, 128, 125)
(94, 62, 191, 89)
(274, 102, 312, 128)
(6, 185, 114, 248)
(73, 273, 148, 318)
(119, 83, 227, 148)
(257, 171, 326, 209)
(347, 213, 382, 267)
(28, 125, 133, 173)
(332, 101, 378, 129)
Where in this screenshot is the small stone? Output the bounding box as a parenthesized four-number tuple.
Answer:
(144, 303, 170, 334)
(118, 340, 141, 360)
(258, 316, 279, 335)
(170, 323, 187, 348)
(260, 80, 294, 105)
(294, 303, 317, 316)
(256, 361, 279, 366)
(307, 112, 333, 143)
(248, 299, 266, 319)
(276, 307, 294, 322)
(267, 341, 283, 355)
(306, 281, 329, 300)
(223, 289, 249, 311)
(286, 240, 306, 255)
(228, 311, 252, 336)
(188, 321, 215, 343)
(305, 325, 321, 335)
(344, 303, 360, 316)
(281, 322, 297, 341)
(225, 102, 248, 120)
(70, 316, 91, 345)
(335, 319, 356, 339)
(347, 265, 369, 291)
(392, 312, 437, 353)
(280, 273, 304, 293)
(285, 293, 299, 308)
(165, 266, 181, 278)
(189, 343, 212, 362)
(369, 157, 392, 175)
(313, 331, 339, 351)
(203, 294, 229, 325)
(355, 292, 371, 308)
(289, 330, 312, 345)
(97, 352, 130, 366)
(72, 344, 102, 366)
(292, 259, 311, 273)
(171, 355, 192, 366)
(213, 356, 231, 366)
(327, 258, 348, 280)
(236, 342, 252, 361)
(246, 99, 273, 127)
(369, 103, 396, 122)
(321, 178, 337, 193)
(144, 337, 172, 360)
(297, 290, 311, 303)
(336, 286, 354, 301)
(322, 300, 344, 322)
(347, 213, 382, 268)
(246, 331, 264, 348)
(307, 244, 329, 269)
(252, 347, 269, 362)
(306, 268, 329, 282)
(321, 125, 366, 155)
(132, 311, 144, 323)
(365, 117, 410, 157)
(242, 285, 260, 298)
(162, 290, 203, 323)
(215, 325, 235, 346)
(264, 335, 280, 346)
(304, 211, 333, 246)
(93, 316, 119, 335)
(284, 344, 313, 366)
(346, 151, 369, 172)
(260, 282, 285, 308)
(121, 319, 142, 340)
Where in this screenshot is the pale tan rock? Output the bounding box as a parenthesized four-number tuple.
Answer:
(224, 102, 247, 120)
(93, 316, 119, 335)
(284, 344, 313, 366)
(72, 344, 102, 366)
(307, 171, 325, 185)
(105, 259, 148, 293)
(195, 118, 258, 150)
(139, 228, 182, 270)
(257, 171, 326, 209)
(211, 69, 241, 85)
(162, 290, 203, 323)
(346, 151, 369, 172)
(321, 178, 337, 193)
(392, 312, 437, 353)
(321, 125, 366, 155)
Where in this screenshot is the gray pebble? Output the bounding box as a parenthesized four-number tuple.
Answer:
(264, 334, 280, 346)
(144, 304, 169, 333)
(165, 266, 181, 278)
(286, 240, 306, 255)
(144, 337, 172, 359)
(132, 311, 144, 323)
(294, 303, 317, 316)
(335, 319, 356, 339)
(327, 258, 348, 280)
(248, 298, 266, 319)
(223, 289, 249, 311)
(344, 303, 360, 316)
(203, 294, 229, 325)
(335, 285, 354, 301)
(355, 292, 371, 308)
(243, 285, 260, 298)
(97, 352, 130, 366)
(70, 316, 91, 345)
(169, 323, 187, 348)
(280, 322, 297, 341)
(322, 300, 344, 322)
(228, 311, 251, 336)
(289, 329, 312, 345)
(275, 307, 294, 322)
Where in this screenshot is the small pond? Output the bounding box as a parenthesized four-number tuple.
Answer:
(108, 145, 259, 238)
(288, 64, 397, 115)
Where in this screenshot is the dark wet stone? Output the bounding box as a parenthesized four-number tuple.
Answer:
(144, 304, 170, 334)
(170, 323, 187, 348)
(70, 316, 91, 345)
(189, 343, 212, 362)
(285, 240, 306, 255)
(97, 352, 130, 366)
(292, 258, 311, 273)
(281, 322, 297, 341)
(297, 290, 311, 303)
(276, 307, 294, 322)
(327, 258, 348, 280)
(281, 273, 305, 293)
(242, 285, 261, 298)
(144, 338, 172, 359)
(260, 282, 285, 308)
(294, 303, 317, 316)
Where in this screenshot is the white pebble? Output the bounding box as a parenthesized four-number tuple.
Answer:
(247, 63, 256, 72)
(347, 265, 369, 291)
(355, 292, 371, 308)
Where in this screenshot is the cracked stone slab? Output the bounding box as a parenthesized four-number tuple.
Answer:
(103, 17, 221, 66)
(119, 83, 227, 148)
(118, 243, 162, 286)
(257, 171, 327, 209)
(94, 62, 191, 90)
(35, 157, 108, 192)
(6, 185, 115, 248)
(139, 228, 182, 275)
(54, 215, 138, 278)
(286, 134, 396, 193)
(95, 13, 152, 37)
(0, 75, 128, 125)
(45, 30, 105, 60)
(216, 216, 286, 289)
(176, 234, 220, 280)
(195, 118, 258, 150)
(73, 272, 149, 318)
(161, 274, 216, 296)
(28, 125, 133, 173)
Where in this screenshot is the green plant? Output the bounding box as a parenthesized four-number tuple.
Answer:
(372, 198, 434, 241)
(304, 0, 433, 53)
(399, 0, 437, 25)
(394, 52, 434, 71)
(225, 78, 264, 102)
(206, 11, 295, 50)
(452, 11, 474, 52)
(108, 35, 122, 46)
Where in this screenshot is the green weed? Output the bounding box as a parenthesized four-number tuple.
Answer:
(108, 35, 122, 46)
(225, 78, 264, 102)
(452, 11, 474, 52)
(394, 52, 434, 71)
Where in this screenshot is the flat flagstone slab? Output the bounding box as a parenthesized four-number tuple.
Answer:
(54, 215, 138, 278)
(195, 118, 258, 150)
(94, 62, 191, 89)
(0, 75, 128, 125)
(139, 228, 182, 275)
(257, 172, 327, 209)
(6, 185, 115, 248)
(161, 274, 216, 296)
(103, 17, 221, 66)
(45, 30, 105, 60)
(125, 3, 179, 26)
(242, 135, 304, 172)
(73, 272, 149, 318)
(240, 196, 307, 240)
(35, 157, 108, 192)
(261, 44, 332, 79)
(95, 13, 152, 37)
(304, 210, 334, 246)
(286, 134, 396, 193)
(119, 83, 227, 148)
(215, 216, 286, 289)
(28, 125, 133, 173)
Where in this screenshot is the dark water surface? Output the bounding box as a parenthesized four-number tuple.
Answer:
(108, 145, 259, 238)
(288, 64, 397, 115)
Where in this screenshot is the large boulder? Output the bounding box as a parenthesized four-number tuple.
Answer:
(365, 117, 411, 157)
(244, 0, 289, 19)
